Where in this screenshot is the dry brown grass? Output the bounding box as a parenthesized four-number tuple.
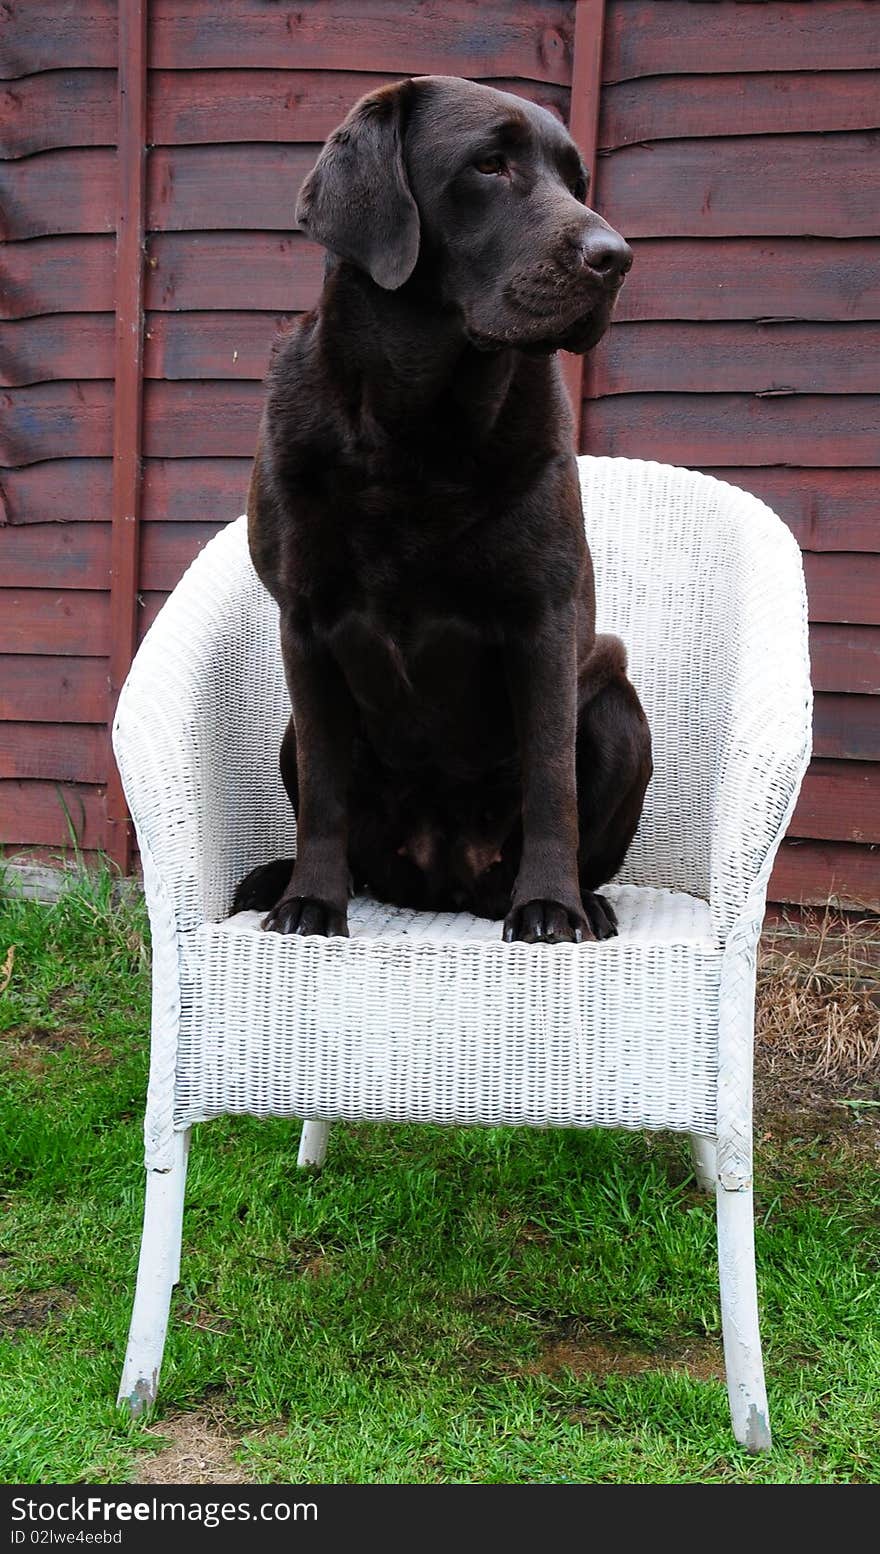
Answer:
(131, 1409, 255, 1485)
(757, 909, 880, 1083)
(520, 1328, 724, 1384)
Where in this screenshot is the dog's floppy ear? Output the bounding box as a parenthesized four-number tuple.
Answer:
(296, 79, 419, 291)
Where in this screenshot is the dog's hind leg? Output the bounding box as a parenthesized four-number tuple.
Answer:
(232, 856, 296, 913)
(575, 636, 653, 938)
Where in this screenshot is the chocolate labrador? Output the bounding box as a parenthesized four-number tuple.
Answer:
(234, 75, 652, 943)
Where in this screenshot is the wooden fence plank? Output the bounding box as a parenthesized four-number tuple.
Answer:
(142, 380, 264, 458)
(812, 694, 880, 762)
(770, 838, 879, 911)
(0, 722, 106, 783)
(1, 68, 116, 156)
(0, 591, 109, 655)
(600, 71, 880, 148)
(139, 520, 224, 590)
(0, 522, 110, 589)
(803, 553, 880, 628)
(1, 382, 114, 464)
(137, 593, 169, 640)
(147, 0, 575, 81)
(590, 322, 880, 397)
(144, 311, 285, 380)
(0, 656, 108, 724)
(580, 393, 880, 468)
(698, 470, 880, 555)
(791, 758, 880, 844)
(2, 236, 115, 319)
(598, 134, 880, 239)
(0, 779, 106, 850)
(0, 459, 112, 525)
(0, 147, 115, 239)
(603, 1, 880, 81)
(145, 232, 324, 313)
(1, 0, 575, 80)
(616, 239, 880, 322)
(810, 625, 880, 696)
(6, 0, 875, 86)
(0, 0, 117, 77)
(0, 457, 251, 526)
(142, 457, 252, 521)
(0, 314, 114, 386)
(146, 144, 315, 233)
(147, 68, 570, 145)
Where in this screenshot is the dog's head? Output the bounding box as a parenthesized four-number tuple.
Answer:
(296, 75, 631, 355)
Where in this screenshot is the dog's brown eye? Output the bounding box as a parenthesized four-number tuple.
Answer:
(474, 155, 506, 176)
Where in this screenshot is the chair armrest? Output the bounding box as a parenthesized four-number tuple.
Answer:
(708, 504, 812, 941)
(112, 516, 296, 931)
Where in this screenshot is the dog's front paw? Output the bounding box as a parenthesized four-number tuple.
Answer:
(502, 899, 589, 945)
(262, 894, 349, 938)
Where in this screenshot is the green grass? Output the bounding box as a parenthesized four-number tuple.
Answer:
(1, 865, 878, 1484)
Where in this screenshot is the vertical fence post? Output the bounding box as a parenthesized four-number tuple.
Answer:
(106, 0, 148, 873)
(561, 0, 607, 443)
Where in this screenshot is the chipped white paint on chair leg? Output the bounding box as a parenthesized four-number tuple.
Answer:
(716, 1183, 772, 1453)
(690, 1133, 717, 1193)
(297, 1119, 330, 1168)
(118, 1128, 190, 1417)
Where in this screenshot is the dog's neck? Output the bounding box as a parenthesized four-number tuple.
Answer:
(318, 261, 526, 435)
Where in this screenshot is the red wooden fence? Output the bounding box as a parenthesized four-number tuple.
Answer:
(584, 0, 880, 909)
(1, 0, 878, 908)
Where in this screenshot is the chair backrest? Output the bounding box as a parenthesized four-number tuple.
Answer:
(579, 456, 807, 902)
(211, 456, 806, 915)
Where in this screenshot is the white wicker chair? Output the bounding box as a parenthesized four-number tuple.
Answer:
(113, 456, 812, 1452)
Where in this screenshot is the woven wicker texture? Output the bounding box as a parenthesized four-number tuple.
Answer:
(112, 457, 812, 1167)
(182, 884, 720, 1133)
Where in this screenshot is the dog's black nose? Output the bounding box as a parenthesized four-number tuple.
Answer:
(580, 231, 633, 281)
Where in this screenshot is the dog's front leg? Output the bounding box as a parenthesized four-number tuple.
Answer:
(503, 605, 589, 944)
(262, 612, 354, 937)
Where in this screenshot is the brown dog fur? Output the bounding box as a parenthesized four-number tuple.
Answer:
(234, 76, 652, 944)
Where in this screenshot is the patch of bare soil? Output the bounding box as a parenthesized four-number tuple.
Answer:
(754, 914, 880, 1164)
(0, 1287, 75, 1334)
(522, 1328, 724, 1384)
(12, 1024, 81, 1052)
(1, 1018, 112, 1074)
(130, 1410, 255, 1486)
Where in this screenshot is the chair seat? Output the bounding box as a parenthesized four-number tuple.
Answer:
(175, 884, 721, 1136)
(219, 880, 714, 945)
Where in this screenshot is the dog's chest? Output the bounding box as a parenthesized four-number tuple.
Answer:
(329, 603, 493, 694)
(326, 603, 511, 765)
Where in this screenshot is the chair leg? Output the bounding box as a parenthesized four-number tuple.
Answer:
(716, 1183, 772, 1452)
(118, 1128, 190, 1417)
(297, 1119, 331, 1168)
(689, 1133, 717, 1193)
